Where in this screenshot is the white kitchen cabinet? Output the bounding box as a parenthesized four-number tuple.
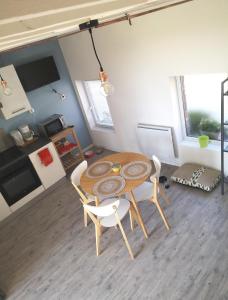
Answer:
(29, 142, 66, 189)
(0, 65, 32, 119)
(0, 193, 11, 221)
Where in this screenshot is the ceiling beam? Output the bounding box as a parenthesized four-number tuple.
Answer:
(0, 0, 194, 53)
(0, 0, 157, 25)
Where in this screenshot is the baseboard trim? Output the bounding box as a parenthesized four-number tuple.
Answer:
(82, 144, 94, 152)
(164, 158, 181, 166)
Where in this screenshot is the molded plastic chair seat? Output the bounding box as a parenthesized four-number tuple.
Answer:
(127, 155, 161, 202)
(131, 181, 154, 202)
(98, 198, 130, 227)
(84, 198, 134, 259)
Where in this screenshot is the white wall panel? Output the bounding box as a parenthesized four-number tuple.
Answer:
(60, 0, 228, 169)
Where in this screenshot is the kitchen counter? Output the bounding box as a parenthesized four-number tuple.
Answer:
(0, 136, 65, 221)
(20, 136, 50, 155)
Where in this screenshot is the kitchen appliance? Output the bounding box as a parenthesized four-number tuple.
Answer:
(18, 124, 34, 141)
(10, 130, 25, 146)
(39, 114, 66, 137)
(16, 56, 60, 92)
(0, 146, 42, 206)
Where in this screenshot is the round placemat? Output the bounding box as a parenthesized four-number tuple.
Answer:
(86, 161, 113, 178)
(120, 160, 152, 180)
(93, 176, 126, 197)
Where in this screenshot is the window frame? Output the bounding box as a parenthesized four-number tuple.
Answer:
(176, 76, 220, 145)
(82, 80, 114, 129)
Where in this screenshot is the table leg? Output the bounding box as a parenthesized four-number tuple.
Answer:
(95, 196, 100, 206)
(130, 191, 148, 239)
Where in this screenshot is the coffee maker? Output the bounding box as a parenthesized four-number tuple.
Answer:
(18, 124, 34, 142)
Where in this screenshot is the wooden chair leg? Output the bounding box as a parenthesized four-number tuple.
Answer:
(116, 217, 134, 260)
(130, 192, 148, 239)
(129, 207, 134, 231)
(84, 209, 88, 227)
(95, 225, 101, 256)
(159, 185, 171, 205)
(154, 199, 170, 231)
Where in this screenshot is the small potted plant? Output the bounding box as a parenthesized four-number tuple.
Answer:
(188, 111, 209, 136)
(199, 118, 221, 140)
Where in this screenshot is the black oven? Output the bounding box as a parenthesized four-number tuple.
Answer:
(0, 147, 42, 206)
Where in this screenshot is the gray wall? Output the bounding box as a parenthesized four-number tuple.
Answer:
(0, 40, 91, 148)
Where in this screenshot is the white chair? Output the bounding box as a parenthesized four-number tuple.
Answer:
(84, 198, 134, 259)
(71, 161, 134, 259)
(71, 160, 98, 227)
(128, 155, 171, 231)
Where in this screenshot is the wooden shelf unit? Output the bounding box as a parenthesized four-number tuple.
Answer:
(58, 145, 78, 158)
(50, 127, 84, 172)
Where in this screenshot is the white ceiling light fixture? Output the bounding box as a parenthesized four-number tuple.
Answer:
(88, 26, 114, 97)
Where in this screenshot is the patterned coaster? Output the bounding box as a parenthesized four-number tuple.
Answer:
(93, 176, 126, 197)
(86, 161, 113, 178)
(121, 160, 152, 180)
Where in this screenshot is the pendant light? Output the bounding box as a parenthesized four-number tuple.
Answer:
(0, 74, 12, 96)
(88, 28, 114, 96)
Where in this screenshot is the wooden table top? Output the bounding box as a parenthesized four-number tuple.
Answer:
(80, 152, 155, 196)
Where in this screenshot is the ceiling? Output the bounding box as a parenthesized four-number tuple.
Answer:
(0, 0, 192, 53)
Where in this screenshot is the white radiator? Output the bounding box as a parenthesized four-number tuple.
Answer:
(136, 123, 176, 164)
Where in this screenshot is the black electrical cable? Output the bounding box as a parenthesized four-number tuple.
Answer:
(88, 28, 104, 72)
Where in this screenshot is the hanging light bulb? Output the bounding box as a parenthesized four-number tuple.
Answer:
(88, 28, 114, 97)
(99, 71, 114, 96)
(0, 74, 12, 96)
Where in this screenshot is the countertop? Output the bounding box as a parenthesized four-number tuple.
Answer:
(20, 136, 51, 155)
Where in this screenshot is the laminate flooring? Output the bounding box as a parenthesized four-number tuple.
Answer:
(0, 152, 228, 300)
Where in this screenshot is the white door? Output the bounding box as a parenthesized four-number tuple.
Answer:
(29, 142, 66, 189)
(0, 65, 32, 119)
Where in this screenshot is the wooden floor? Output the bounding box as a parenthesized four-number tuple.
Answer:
(0, 153, 228, 300)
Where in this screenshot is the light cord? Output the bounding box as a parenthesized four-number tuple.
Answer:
(88, 28, 104, 72)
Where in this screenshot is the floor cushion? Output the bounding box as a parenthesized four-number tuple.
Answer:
(171, 163, 221, 192)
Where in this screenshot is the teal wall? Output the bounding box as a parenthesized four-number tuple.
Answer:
(0, 40, 91, 148)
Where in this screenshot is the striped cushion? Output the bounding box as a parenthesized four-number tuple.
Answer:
(171, 163, 221, 192)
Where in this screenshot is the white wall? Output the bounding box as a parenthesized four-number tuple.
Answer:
(59, 0, 228, 170)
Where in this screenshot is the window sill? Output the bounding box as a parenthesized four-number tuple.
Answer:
(91, 125, 115, 133)
(180, 140, 221, 152)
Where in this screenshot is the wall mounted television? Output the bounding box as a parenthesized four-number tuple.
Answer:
(16, 56, 60, 92)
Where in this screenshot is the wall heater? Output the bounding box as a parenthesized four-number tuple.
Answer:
(136, 123, 176, 164)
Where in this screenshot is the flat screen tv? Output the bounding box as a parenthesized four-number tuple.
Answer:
(16, 56, 60, 92)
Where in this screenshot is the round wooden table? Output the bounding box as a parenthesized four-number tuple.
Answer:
(80, 152, 154, 195)
(80, 152, 155, 239)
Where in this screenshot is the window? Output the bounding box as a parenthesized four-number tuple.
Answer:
(178, 73, 227, 141)
(83, 80, 113, 128)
